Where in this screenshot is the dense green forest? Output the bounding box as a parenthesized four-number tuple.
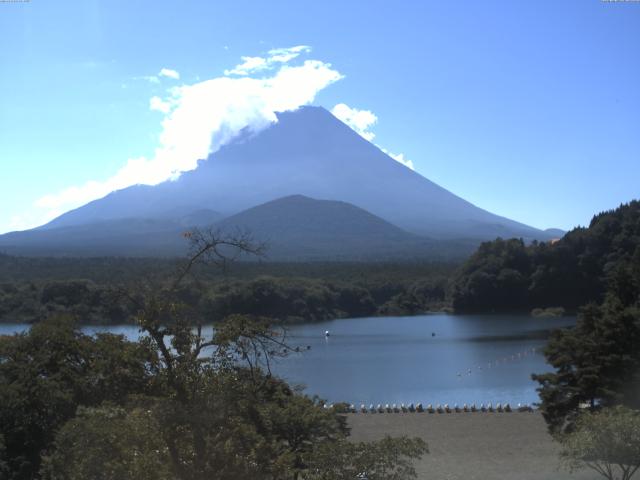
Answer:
(0, 253, 454, 284)
(0, 256, 454, 324)
(450, 201, 640, 314)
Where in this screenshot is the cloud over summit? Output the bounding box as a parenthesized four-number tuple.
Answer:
(331, 103, 377, 141)
(28, 46, 413, 230)
(331, 103, 414, 170)
(35, 48, 342, 214)
(224, 45, 311, 76)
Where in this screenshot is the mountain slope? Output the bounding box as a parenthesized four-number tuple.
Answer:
(0, 218, 187, 257)
(215, 195, 469, 260)
(38, 106, 554, 241)
(0, 196, 476, 259)
(0, 210, 222, 257)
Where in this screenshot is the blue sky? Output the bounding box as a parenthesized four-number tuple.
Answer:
(0, 0, 638, 234)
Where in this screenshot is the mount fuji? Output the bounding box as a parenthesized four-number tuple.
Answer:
(0, 106, 558, 259)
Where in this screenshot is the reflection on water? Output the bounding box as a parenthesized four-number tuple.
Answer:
(0, 314, 574, 406)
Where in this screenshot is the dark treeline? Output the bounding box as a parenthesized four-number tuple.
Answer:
(450, 201, 640, 314)
(0, 257, 455, 324)
(0, 254, 455, 284)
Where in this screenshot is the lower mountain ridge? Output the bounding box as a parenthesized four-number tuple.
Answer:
(0, 195, 476, 259)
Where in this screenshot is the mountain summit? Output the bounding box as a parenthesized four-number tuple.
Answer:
(1, 106, 556, 257)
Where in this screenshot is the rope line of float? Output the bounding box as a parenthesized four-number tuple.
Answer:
(320, 332, 541, 381)
(455, 347, 540, 378)
(323, 402, 535, 413)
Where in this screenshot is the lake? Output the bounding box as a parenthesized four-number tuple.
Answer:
(0, 314, 574, 407)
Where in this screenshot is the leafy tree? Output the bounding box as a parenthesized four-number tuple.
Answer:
(450, 238, 532, 312)
(306, 436, 428, 480)
(0, 434, 9, 479)
(533, 301, 640, 433)
(37, 228, 428, 480)
(559, 406, 640, 480)
(0, 316, 154, 479)
(40, 405, 172, 480)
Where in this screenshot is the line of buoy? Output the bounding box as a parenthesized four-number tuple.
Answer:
(456, 347, 539, 378)
(322, 402, 535, 413)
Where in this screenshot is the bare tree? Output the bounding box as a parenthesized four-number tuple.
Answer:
(175, 227, 266, 287)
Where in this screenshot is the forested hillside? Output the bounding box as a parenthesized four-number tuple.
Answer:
(450, 201, 640, 313)
(0, 257, 454, 324)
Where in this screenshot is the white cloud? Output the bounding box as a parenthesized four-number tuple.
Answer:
(138, 75, 160, 84)
(159, 68, 180, 80)
(134, 68, 180, 84)
(149, 96, 172, 113)
(6, 209, 62, 233)
(267, 45, 311, 63)
(331, 103, 377, 142)
(331, 103, 415, 170)
(224, 56, 268, 76)
(34, 53, 343, 215)
(224, 45, 311, 76)
(383, 149, 415, 170)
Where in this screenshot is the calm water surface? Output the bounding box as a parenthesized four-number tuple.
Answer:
(0, 314, 574, 406)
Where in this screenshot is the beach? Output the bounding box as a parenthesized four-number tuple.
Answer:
(347, 412, 598, 480)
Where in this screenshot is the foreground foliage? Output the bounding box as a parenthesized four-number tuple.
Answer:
(307, 436, 427, 480)
(0, 317, 154, 478)
(0, 230, 427, 480)
(559, 406, 640, 480)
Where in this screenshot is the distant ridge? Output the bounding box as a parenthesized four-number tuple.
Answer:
(0, 195, 476, 259)
(544, 228, 566, 238)
(216, 195, 470, 260)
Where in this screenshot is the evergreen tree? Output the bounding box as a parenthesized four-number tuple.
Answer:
(533, 232, 640, 433)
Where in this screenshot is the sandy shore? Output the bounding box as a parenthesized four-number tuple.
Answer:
(347, 412, 598, 480)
